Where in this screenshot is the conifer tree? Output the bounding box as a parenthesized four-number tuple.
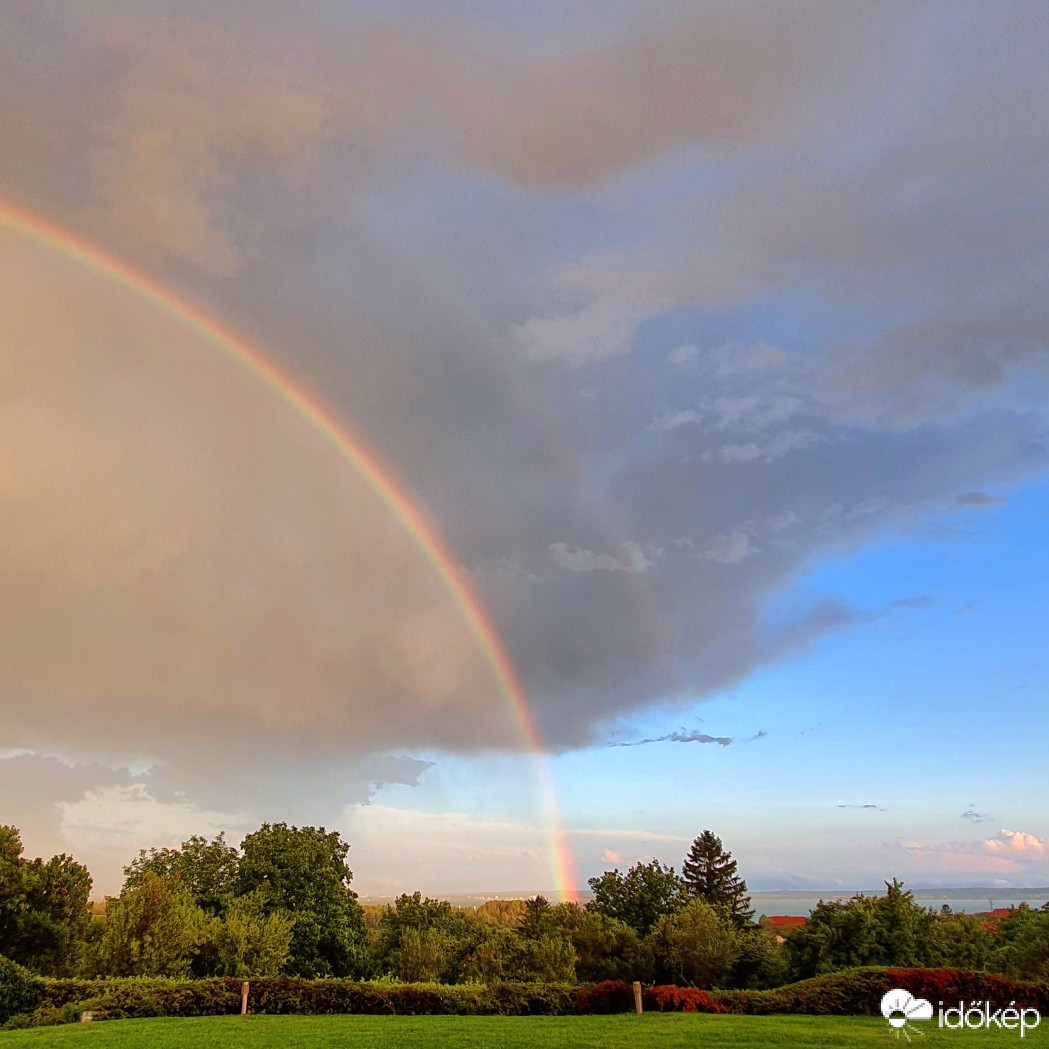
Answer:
(682, 830, 753, 926)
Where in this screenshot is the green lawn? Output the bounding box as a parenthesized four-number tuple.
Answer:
(1, 1014, 1046, 1048)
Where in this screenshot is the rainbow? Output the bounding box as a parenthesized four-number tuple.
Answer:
(0, 199, 578, 901)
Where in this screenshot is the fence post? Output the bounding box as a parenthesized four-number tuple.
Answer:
(241, 981, 250, 1016)
(633, 981, 643, 1015)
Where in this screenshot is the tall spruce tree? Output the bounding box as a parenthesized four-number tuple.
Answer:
(682, 830, 753, 926)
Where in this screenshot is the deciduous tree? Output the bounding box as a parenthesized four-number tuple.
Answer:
(123, 833, 239, 915)
(648, 898, 738, 988)
(0, 825, 91, 975)
(788, 880, 939, 978)
(587, 859, 686, 936)
(88, 871, 208, 977)
(236, 823, 365, 977)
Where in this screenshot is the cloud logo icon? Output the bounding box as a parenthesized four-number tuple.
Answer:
(881, 988, 934, 1038)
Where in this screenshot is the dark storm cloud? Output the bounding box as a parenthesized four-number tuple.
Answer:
(0, 0, 1048, 805)
(0, 754, 132, 857)
(613, 727, 767, 747)
(613, 729, 734, 748)
(954, 492, 1005, 508)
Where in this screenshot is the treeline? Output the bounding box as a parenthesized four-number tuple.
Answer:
(1, 823, 1047, 987)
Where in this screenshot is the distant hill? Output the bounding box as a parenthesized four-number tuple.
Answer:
(750, 887, 1049, 900)
(356, 886, 1049, 908)
(357, 890, 592, 907)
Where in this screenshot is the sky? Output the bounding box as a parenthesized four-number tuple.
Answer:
(1, 0, 1047, 897)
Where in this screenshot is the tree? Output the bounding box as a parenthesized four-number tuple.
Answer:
(477, 899, 527, 926)
(934, 913, 996, 971)
(210, 891, 295, 977)
(88, 871, 208, 977)
(549, 902, 652, 982)
(460, 924, 517, 984)
(236, 823, 366, 978)
(587, 859, 686, 936)
(516, 933, 576, 982)
(788, 880, 939, 979)
(0, 825, 92, 975)
(373, 893, 483, 983)
(519, 895, 555, 940)
(993, 906, 1049, 981)
(648, 898, 738, 988)
(458, 922, 576, 984)
(730, 929, 789, 989)
(682, 831, 753, 926)
(392, 927, 453, 982)
(123, 833, 239, 915)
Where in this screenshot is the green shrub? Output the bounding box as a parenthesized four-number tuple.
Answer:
(6, 966, 1047, 1026)
(714, 967, 1049, 1016)
(0, 1003, 80, 1030)
(29, 977, 577, 1021)
(0, 953, 40, 1025)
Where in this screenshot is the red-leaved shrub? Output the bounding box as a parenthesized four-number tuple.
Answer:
(575, 981, 633, 1014)
(645, 985, 728, 1013)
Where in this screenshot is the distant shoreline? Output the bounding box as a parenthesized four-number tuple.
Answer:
(749, 887, 1049, 899)
(358, 886, 1049, 906)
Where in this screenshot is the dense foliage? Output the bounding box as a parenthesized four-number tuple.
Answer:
(0, 954, 37, 1026)
(123, 834, 238, 916)
(0, 827, 91, 976)
(587, 860, 686, 936)
(236, 823, 366, 978)
(3, 820, 1048, 1001)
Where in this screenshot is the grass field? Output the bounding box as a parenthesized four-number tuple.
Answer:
(1, 1014, 1046, 1048)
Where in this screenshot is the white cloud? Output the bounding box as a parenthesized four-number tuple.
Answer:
(342, 804, 551, 895)
(709, 394, 805, 431)
(667, 343, 700, 368)
(984, 829, 1048, 857)
(59, 783, 245, 895)
(768, 510, 801, 532)
(549, 541, 656, 573)
(512, 296, 654, 367)
(699, 531, 757, 565)
(512, 253, 673, 367)
(652, 409, 702, 431)
(342, 803, 693, 895)
(715, 429, 818, 463)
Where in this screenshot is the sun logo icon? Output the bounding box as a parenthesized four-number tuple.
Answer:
(881, 988, 934, 1042)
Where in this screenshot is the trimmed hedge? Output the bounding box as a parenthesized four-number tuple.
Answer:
(24, 978, 578, 1023)
(714, 968, 1049, 1016)
(5, 967, 1047, 1027)
(579, 970, 1048, 1018)
(0, 954, 38, 1026)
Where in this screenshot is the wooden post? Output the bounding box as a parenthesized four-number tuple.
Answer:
(241, 981, 250, 1016)
(632, 981, 643, 1015)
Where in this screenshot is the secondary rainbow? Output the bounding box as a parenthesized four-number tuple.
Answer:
(0, 199, 577, 901)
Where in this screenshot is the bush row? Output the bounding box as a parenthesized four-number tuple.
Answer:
(4, 960, 1047, 1028)
(715, 969, 1049, 1016)
(20, 977, 579, 1024)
